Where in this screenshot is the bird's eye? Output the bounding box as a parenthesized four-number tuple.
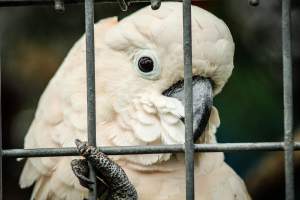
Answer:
(133, 50, 160, 80)
(138, 57, 154, 73)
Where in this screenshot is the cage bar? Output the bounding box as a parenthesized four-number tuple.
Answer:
(0, 119, 2, 200)
(0, 125, 2, 200)
(0, 0, 186, 7)
(84, 0, 98, 199)
(0, 49, 3, 200)
(282, 0, 294, 199)
(183, 0, 194, 199)
(2, 142, 300, 158)
(0, 0, 209, 7)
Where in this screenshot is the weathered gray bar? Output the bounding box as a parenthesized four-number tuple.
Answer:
(0, 0, 182, 7)
(0, 0, 220, 8)
(0, 49, 3, 200)
(282, 0, 294, 199)
(84, 0, 97, 198)
(182, 0, 194, 199)
(2, 143, 300, 158)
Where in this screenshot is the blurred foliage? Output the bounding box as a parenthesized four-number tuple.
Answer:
(0, 0, 299, 199)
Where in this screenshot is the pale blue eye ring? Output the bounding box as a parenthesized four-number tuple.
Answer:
(133, 49, 160, 80)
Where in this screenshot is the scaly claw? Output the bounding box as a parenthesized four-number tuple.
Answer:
(71, 159, 95, 189)
(72, 139, 138, 200)
(74, 139, 97, 157)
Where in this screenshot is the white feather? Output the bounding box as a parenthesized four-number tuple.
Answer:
(19, 3, 250, 200)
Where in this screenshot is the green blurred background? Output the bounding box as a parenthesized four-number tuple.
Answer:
(1, 0, 299, 199)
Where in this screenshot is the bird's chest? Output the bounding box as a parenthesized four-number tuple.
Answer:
(118, 160, 226, 200)
(124, 166, 187, 200)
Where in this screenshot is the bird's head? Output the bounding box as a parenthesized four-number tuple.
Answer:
(95, 2, 234, 144)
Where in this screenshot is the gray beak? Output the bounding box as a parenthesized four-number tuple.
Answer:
(162, 76, 213, 141)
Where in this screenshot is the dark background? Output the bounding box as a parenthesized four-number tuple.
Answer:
(1, 0, 299, 199)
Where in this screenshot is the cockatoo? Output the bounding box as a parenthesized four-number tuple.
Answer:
(19, 2, 251, 200)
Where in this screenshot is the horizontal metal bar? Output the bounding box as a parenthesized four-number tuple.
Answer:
(0, 0, 183, 7)
(3, 142, 300, 158)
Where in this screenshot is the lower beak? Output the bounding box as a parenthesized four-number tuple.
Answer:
(162, 76, 213, 141)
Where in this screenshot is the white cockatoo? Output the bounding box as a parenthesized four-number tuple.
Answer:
(19, 2, 251, 200)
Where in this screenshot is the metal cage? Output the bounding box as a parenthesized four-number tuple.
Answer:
(0, 0, 297, 199)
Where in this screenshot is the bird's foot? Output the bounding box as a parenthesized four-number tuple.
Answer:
(71, 159, 94, 189)
(71, 139, 138, 200)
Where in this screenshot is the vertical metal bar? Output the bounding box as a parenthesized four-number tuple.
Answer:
(0, 46, 3, 200)
(183, 1, 194, 200)
(84, 0, 97, 199)
(282, 0, 294, 199)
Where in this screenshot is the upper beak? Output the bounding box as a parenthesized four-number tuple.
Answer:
(162, 76, 213, 141)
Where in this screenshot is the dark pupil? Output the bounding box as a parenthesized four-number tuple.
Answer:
(138, 56, 154, 73)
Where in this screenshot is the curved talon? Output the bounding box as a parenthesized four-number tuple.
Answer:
(75, 139, 88, 155)
(75, 139, 98, 157)
(77, 173, 95, 185)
